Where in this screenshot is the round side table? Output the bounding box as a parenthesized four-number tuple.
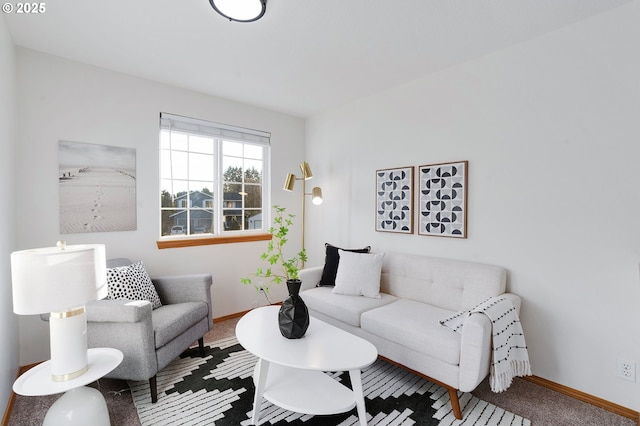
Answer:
(13, 348, 123, 426)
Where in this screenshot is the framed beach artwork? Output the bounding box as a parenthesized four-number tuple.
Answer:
(59, 140, 137, 234)
(418, 161, 468, 238)
(375, 166, 414, 233)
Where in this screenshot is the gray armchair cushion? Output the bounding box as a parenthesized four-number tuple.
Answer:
(152, 302, 210, 348)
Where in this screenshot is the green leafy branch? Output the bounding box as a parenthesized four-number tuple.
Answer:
(241, 205, 307, 291)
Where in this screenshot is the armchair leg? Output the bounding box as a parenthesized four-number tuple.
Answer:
(448, 387, 462, 420)
(150, 375, 158, 403)
(198, 337, 205, 357)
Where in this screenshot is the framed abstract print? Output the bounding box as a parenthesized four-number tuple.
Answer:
(375, 166, 413, 234)
(418, 161, 467, 238)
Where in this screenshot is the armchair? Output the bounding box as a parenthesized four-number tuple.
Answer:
(85, 258, 213, 402)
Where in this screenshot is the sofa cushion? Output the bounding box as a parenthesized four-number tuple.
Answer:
(106, 260, 162, 309)
(152, 301, 209, 348)
(318, 243, 371, 286)
(361, 299, 461, 365)
(380, 252, 506, 312)
(302, 286, 398, 327)
(333, 251, 384, 298)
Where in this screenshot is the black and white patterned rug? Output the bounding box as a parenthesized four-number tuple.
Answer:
(129, 337, 530, 426)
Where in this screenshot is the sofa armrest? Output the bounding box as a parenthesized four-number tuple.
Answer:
(501, 292, 521, 315)
(152, 273, 213, 328)
(458, 292, 523, 391)
(85, 299, 157, 381)
(458, 312, 492, 392)
(86, 299, 152, 323)
(299, 266, 323, 291)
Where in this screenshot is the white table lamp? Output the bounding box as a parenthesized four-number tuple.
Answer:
(11, 241, 107, 381)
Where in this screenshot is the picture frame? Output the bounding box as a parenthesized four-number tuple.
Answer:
(375, 166, 414, 233)
(59, 140, 137, 234)
(418, 160, 467, 238)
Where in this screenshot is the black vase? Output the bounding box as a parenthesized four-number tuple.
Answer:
(278, 279, 310, 339)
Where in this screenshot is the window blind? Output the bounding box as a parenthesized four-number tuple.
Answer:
(160, 112, 271, 145)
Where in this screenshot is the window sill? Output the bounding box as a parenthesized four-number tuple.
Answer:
(157, 233, 272, 249)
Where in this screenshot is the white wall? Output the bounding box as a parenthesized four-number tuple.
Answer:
(0, 13, 18, 418)
(306, 1, 640, 411)
(15, 49, 306, 365)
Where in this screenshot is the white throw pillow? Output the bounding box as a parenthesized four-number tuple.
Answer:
(106, 260, 162, 309)
(332, 250, 384, 298)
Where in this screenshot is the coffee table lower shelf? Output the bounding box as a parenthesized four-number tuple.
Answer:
(237, 307, 376, 426)
(255, 362, 357, 415)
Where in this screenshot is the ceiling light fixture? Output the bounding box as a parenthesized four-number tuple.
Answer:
(209, 0, 267, 23)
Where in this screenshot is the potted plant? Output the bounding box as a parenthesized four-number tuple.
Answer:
(241, 205, 310, 339)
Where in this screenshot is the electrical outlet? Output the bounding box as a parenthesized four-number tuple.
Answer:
(616, 358, 636, 382)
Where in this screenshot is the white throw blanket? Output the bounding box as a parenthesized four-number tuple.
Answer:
(440, 296, 532, 392)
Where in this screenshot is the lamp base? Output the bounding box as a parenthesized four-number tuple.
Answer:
(43, 386, 110, 426)
(50, 306, 88, 381)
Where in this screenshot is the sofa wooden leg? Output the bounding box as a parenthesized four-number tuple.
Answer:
(448, 387, 462, 420)
(150, 375, 158, 403)
(198, 337, 205, 357)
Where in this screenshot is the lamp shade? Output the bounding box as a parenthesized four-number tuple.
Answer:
(311, 187, 323, 205)
(11, 244, 107, 315)
(283, 173, 296, 191)
(209, 0, 267, 22)
(300, 161, 313, 180)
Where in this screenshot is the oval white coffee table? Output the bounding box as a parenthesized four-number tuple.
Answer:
(236, 306, 377, 425)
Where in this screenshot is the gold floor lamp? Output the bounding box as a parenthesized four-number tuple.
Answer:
(283, 161, 323, 266)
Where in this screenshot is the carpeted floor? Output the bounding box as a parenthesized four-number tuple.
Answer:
(6, 316, 637, 426)
(128, 336, 530, 425)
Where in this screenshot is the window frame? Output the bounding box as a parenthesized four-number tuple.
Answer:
(158, 113, 271, 247)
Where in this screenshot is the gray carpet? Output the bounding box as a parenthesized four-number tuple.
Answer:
(6, 317, 637, 426)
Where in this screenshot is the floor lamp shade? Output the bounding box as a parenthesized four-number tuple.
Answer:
(311, 187, 323, 205)
(11, 243, 107, 381)
(283, 173, 296, 191)
(300, 161, 313, 180)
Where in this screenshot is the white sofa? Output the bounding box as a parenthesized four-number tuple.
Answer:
(299, 251, 520, 420)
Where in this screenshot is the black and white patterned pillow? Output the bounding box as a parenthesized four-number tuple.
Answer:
(106, 260, 162, 309)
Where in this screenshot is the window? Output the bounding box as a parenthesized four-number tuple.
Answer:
(160, 113, 270, 238)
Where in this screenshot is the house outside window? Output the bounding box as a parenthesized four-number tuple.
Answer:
(160, 113, 270, 238)
(177, 198, 191, 208)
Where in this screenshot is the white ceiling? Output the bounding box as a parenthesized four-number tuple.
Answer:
(5, 0, 632, 118)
